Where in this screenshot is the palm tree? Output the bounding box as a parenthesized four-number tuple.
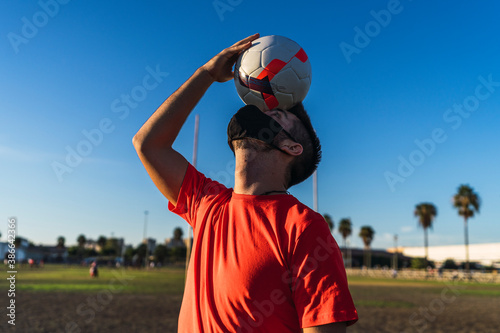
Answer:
(97, 236, 107, 253)
(452, 184, 480, 273)
(77, 234, 86, 248)
(154, 244, 169, 265)
(323, 214, 334, 233)
(173, 227, 184, 241)
(359, 226, 375, 268)
(414, 203, 437, 266)
(57, 236, 65, 249)
(338, 218, 352, 261)
(136, 243, 147, 265)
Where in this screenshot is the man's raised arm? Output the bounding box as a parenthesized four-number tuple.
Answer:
(132, 34, 259, 205)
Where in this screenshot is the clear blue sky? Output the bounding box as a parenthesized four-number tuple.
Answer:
(1, 1, 499, 250)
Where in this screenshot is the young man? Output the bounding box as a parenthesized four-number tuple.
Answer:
(133, 34, 358, 332)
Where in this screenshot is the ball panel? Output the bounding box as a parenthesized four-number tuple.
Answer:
(273, 92, 294, 110)
(272, 68, 300, 94)
(240, 50, 262, 74)
(248, 67, 264, 78)
(288, 57, 312, 80)
(247, 35, 276, 52)
(241, 91, 268, 111)
(293, 77, 311, 104)
(275, 36, 300, 54)
(260, 46, 293, 70)
(235, 82, 250, 103)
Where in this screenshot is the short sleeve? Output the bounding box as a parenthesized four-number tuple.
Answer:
(168, 163, 227, 228)
(290, 219, 358, 328)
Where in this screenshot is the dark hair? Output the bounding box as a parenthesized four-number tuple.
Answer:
(282, 102, 322, 188)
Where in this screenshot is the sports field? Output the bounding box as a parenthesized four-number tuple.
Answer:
(1, 265, 499, 332)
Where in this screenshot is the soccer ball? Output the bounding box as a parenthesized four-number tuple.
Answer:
(234, 35, 312, 111)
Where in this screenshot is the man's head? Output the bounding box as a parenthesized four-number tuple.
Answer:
(227, 103, 321, 188)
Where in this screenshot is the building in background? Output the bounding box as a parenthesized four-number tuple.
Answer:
(388, 243, 500, 267)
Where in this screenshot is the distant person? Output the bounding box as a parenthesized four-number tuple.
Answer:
(133, 34, 358, 332)
(89, 261, 99, 278)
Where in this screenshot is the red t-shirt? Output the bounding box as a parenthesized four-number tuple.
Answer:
(169, 164, 358, 332)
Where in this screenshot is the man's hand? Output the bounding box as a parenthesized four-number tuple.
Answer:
(202, 33, 260, 82)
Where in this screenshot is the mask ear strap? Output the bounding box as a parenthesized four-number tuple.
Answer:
(273, 145, 291, 155)
(270, 129, 293, 155)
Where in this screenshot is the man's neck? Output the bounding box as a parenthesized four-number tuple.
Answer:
(233, 149, 289, 195)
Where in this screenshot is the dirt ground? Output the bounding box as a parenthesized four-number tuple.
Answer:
(348, 285, 500, 333)
(2, 292, 182, 333)
(2, 285, 499, 333)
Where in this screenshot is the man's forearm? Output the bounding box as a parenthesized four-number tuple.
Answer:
(133, 67, 215, 149)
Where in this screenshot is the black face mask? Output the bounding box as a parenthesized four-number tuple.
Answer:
(227, 105, 296, 152)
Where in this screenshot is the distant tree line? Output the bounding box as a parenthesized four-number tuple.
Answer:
(323, 184, 482, 272)
(57, 227, 187, 267)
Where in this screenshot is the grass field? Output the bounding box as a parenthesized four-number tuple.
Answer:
(1, 265, 499, 332)
(8, 265, 185, 294)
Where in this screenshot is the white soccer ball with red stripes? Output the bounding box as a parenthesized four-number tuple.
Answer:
(234, 35, 312, 111)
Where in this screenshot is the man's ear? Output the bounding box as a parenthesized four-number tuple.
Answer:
(279, 140, 303, 156)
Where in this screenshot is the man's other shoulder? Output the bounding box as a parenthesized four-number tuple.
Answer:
(281, 196, 326, 229)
